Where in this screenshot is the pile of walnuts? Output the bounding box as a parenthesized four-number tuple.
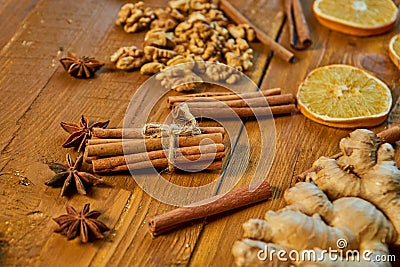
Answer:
(111, 0, 256, 91)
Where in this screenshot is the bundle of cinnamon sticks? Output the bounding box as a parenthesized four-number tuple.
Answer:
(167, 88, 297, 119)
(84, 126, 226, 173)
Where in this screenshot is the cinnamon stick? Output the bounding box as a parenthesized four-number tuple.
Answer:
(296, 126, 400, 182)
(92, 143, 225, 172)
(92, 126, 226, 139)
(107, 159, 223, 173)
(85, 133, 224, 158)
(218, 0, 295, 62)
(167, 88, 281, 107)
(87, 139, 123, 145)
(95, 150, 225, 173)
(285, 0, 312, 50)
(188, 104, 297, 119)
(172, 94, 295, 109)
(148, 179, 272, 236)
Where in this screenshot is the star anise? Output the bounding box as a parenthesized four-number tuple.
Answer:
(59, 52, 104, 78)
(45, 153, 103, 197)
(53, 203, 110, 243)
(61, 115, 109, 152)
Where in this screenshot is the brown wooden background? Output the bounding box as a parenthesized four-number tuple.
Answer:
(1, 0, 400, 266)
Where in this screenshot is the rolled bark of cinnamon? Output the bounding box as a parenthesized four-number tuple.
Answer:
(188, 104, 297, 119)
(218, 0, 295, 62)
(148, 179, 272, 236)
(292, 0, 312, 49)
(87, 139, 123, 145)
(85, 133, 223, 158)
(172, 94, 295, 109)
(167, 88, 281, 107)
(92, 143, 225, 173)
(94, 152, 225, 173)
(285, 0, 312, 50)
(296, 126, 400, 182)
(92, 126, 226, 139)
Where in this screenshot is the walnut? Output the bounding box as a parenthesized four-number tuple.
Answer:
(110, 46, 147, 70)
(190, 0, 214, 11)
(144, 29, 176, 49)
(205, 64, 241, 84)
(223, 37, 253, 71)
(144, 46, 177, 63)
(167, 55, 195, 68)
(151, 8, 179, 31)
(116, 2, 155, 33)
(156, 65, 202, 92)
(169, 0, 190, 13)
(204, 9, 228, 26)
(225, 51, 253, 72)
(140, 62, 165, 75)
(227, 24, 256, 42)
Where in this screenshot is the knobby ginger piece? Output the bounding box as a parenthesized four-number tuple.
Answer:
(308, 129, 400, 245)
(232, 182, 396, 266)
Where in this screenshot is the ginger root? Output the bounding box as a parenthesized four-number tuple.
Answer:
(232, 182, 396, 266)
(307, 129, 400, 245)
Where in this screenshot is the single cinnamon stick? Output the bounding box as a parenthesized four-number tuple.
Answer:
(172, 94, 295, 109)
(296, 126, 400, 182)
(285, 0, 312, 50)
(188, 104, 297, 119)
(377, 126, 400, 144)
(94, 151, 225, 173)
(85, 133, 224, 158)
(92, 143, 225, 172)
(149, 179, 272, 236)
(167, 88, 282, 107)
(292, 0, 312, 49)
(218, 0, 295, 62)
(107, 159, 223, 173)
(92, 126, 226, 139)
(87, 139, 123, 145)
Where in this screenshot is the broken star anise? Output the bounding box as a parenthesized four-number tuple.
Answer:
(45, 153, 103, 197)
(53, 203, 110, 243)
(61, 115, 109, 152)
(59, 52, 104, 78)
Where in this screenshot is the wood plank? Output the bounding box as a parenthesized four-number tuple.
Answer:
(0, 0, 41, 50)
(0, 0, 143, 265)
(189, 1, 400, 266)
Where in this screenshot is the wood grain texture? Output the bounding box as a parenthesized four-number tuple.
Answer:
(1, 0, 400, 266)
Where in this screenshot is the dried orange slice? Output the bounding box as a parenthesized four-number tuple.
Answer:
(297, 64, 392, 128)
(389, 33, 400, 70)
(313, 0, 398, 36)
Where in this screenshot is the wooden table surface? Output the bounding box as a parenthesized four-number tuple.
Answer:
(1, 0, 400, 266)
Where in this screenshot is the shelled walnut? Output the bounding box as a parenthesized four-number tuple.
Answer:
(116, 2, 156, 33)
(151, 8, 181, 31)
(110, 46, 147, 70)
(156, 65, 202, 92)
(140, 62, 165, 75)
(224, 38, 253, 71)
(144, 29, 176, 50)
(205, 64, 241, 84)
(144, 46, 177, 63)
(227, 24, 256, 42)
